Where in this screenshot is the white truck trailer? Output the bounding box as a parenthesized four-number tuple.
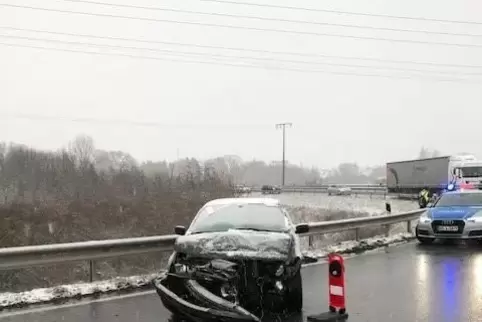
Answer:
(386, 154, 482, 194)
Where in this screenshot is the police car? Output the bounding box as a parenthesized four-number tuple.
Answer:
(415, 184, 482, 244)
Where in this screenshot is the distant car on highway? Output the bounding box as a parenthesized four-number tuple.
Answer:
(234, 184, 252, 194)
(261, 185, 281, 194)
(415, 189, 482, 244)
(327, 185, 352, 196)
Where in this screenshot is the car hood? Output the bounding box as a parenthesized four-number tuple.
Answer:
(174, 229, 293, 261)
(429, 206, 482, 219)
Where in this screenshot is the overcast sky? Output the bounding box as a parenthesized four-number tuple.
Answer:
(1, 0, 482, 168)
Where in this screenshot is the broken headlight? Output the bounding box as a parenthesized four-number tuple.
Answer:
(274, 281, 284, 292)
(220, 283, 238, 302)
(174, 263, 188, 274)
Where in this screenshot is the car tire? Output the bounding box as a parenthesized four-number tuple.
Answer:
(286, 270, 303, 313)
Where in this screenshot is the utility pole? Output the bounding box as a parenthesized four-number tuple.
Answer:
(275, 122, 292, 186)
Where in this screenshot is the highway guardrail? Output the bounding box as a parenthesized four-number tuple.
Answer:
(248, 184, 387, 190)
(248, 186, 387, 194)
(244, 186, 421, 199)
(0, 208, 425, 283)
(265, 186, 385, 192)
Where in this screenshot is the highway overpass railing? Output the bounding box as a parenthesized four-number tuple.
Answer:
(0, 209, 425, 283)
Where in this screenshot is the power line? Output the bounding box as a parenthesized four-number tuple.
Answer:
(63, 0, 482, 38)
(2, 4, 482, 49)
(0, 112, 274, 129)
(3, 33, 481, 76)
(4, 26, 482, 69)
(1, 42, 480, 83)
(199, 0, 482, 26)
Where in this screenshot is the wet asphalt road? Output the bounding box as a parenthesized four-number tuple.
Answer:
(2, 241, 482, 322)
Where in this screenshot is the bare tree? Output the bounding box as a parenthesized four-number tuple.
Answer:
(418, 147, 430, 159)
(68, 134, 95, 167)
(418, 146, 442, 159)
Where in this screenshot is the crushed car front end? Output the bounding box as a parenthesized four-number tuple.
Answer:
(153, 230, 303, 321)
(154, 269, 260, 322)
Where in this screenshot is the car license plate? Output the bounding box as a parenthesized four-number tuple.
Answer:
(436, 226, 459, 232)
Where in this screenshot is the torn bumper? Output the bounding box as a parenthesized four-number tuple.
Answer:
(153, 272, 260, 322)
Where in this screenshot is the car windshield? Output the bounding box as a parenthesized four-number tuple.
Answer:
(434, 193, 482, 207)
(189, 203, 289, 234)
(459, 166, 482, 178)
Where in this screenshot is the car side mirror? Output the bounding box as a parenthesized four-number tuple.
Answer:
(174, 225, 186, 235)
(295, 223, 309, 234)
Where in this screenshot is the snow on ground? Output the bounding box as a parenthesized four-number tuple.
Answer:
(303, 232, 414, 258)
(249, 192, 416, 215)
(0, 233, 415, 309)
(0, 273, 158, 309)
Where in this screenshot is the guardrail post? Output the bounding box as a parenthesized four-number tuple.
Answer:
(407, 220, 412, 233)
(355, 228, 360, 241)
(308, 236, 314, 248)
(89, 260, 95, 283)
(384, 225, 390, 237)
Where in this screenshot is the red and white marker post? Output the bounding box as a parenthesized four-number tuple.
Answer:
(328, 253, 346, 315)
(307, 253, 348, 322)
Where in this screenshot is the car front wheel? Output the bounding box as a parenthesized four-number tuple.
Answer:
(285, 270, 303, 313)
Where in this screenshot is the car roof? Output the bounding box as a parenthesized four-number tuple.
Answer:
(443, 189, 482, 195)
(204, 197, 280, 207)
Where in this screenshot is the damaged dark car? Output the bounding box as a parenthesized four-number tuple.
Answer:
(153, 198, 310, 322)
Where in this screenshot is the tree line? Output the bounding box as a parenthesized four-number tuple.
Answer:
(142, 155, 386, 186)
(0, 135, 232, 240)
(0, 135, 234, 292)
(0, 134, 395, 206)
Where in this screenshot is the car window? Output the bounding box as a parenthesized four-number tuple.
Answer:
(434, 193, 482, 207)
(189, 203, 289, 234)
